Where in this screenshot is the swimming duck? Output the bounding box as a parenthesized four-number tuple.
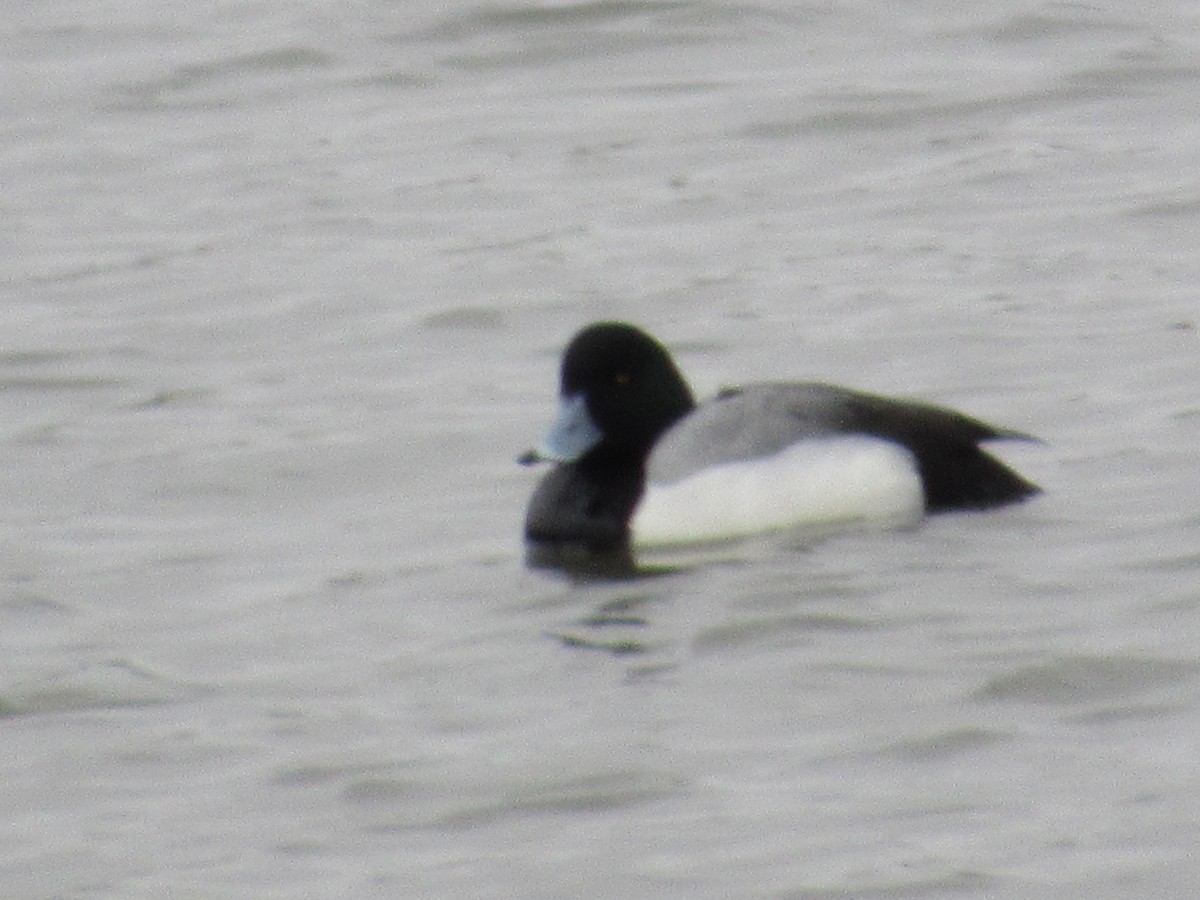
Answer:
(521, 322, 1039, 551)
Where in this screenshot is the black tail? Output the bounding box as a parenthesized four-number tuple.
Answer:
(841, 389, 1041, 513)
(917, 442, 1041, 512)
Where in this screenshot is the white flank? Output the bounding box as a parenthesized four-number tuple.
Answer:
(630, 435, 924, 548)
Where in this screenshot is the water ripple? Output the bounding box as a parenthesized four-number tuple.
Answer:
(974, 654, 1199, 706)
(114, 45, 337, 110)
(0, 658, 204, 717)
(693, 612, 878, 653)
(335, 765, 685, 831)
(409, 0, 793, 70)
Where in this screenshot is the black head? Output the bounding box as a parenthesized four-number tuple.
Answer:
(522, 323, 696, 550)
(559, 322, 696, 461)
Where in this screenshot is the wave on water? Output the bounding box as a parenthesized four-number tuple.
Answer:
(113, 45, 339, 111)
(332, 763, 686, 831)
(403, 0, 799, 70)
(0, 658, 205, 717)
(974, 654, 1199, 706)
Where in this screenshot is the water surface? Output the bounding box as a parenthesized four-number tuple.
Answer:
(3, 1, 1200, 897)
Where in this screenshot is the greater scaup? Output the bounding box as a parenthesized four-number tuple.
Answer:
(521, 322, 1039, 552)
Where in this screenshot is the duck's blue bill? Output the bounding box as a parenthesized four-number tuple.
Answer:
(522, 393, 603, 464)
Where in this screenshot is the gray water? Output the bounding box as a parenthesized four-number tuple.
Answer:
(4, 1, 1200, 897)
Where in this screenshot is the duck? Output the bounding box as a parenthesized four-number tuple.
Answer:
(520, 322, 1040, 552)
